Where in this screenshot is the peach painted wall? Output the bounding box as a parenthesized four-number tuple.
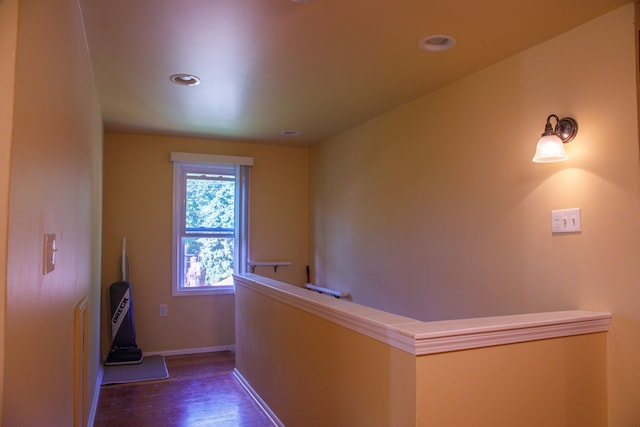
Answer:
(0, 0, 19, 416)
(235, 279, 417, 427)
(2, 0, 104, 425)
(101, 133, 308, 354)
(416, 333, 608, 427)
(310, 5, 639, 426)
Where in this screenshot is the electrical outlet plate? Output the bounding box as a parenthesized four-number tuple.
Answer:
(551, 208, 581, 233)
(159, 304, 168, 317)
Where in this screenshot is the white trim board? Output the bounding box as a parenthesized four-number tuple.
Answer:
(87, 366, 103, 427)
(233, 369, 282, 427)
(170, 152, 253, 166)
(143, 345, 236, 357)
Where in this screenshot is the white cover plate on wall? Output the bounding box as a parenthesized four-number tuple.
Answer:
(551, 208, 581, 233)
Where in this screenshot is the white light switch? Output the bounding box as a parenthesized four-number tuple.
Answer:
(43, 233, 57, 274)
(551, 208, 581, 233)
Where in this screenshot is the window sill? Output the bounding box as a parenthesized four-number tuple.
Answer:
(172, 286, 235, 297)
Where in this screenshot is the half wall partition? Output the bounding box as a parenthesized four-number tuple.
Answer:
(234, 274, 610, 427)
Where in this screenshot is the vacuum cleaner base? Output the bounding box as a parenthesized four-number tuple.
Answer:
(104, 347, 143, 366)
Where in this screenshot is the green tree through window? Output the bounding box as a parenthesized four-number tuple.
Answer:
(184, 172, 235, 286)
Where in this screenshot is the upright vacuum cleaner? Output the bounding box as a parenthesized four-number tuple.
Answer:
(105, 237, 143, 365)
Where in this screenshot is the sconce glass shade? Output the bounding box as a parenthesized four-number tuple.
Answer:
(532, 134, 569, 163)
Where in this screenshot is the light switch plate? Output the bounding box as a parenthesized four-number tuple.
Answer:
(551, 208, 581, 233)
(43, 233, 57, 274)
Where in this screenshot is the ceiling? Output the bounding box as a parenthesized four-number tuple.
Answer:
(79, 0, 631, 146)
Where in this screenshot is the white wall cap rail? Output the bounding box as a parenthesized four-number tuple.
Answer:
(388, 310, 612, 355)
(234, 274, 612, 356)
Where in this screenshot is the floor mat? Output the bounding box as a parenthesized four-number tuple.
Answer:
(102, 355, 169, 385)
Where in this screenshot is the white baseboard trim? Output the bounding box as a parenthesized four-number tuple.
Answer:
(88, 364, 104, 427)
(143, 344, 235, 357)
(233, 368, 282, 427)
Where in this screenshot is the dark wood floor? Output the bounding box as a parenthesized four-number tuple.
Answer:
(94, 351, 274, 427)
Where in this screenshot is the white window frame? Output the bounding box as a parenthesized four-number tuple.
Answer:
(171, 152, 252, 296)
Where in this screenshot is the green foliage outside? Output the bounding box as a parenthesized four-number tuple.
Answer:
(183, 174, 235, 286)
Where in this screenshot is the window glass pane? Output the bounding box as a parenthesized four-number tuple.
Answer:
(185, 173, 235, 232)
(182, 236, 234, 287)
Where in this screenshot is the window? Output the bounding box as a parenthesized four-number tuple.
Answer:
(171, 153, 251, 296)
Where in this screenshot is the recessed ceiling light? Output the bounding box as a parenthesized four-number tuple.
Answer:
(281, 130, 300, 136)
(170, 74, 201, 86)
(419, 35, 456, 52)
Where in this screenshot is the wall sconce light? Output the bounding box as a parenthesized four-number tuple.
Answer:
(532, 114, 578, 163)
